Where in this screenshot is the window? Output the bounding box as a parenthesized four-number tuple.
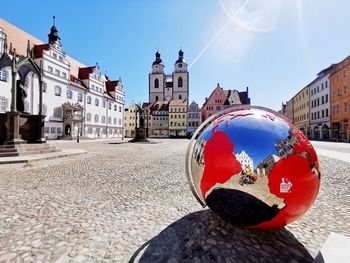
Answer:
(86, 113, 91, 121)
(179, 95, 182, 100)
(102, 115, 106, 123)
(325, 94, 328, 103)
(67, 90, 73, 99)
(59, 56, 63, 62)
(53, 53, 57, 59)
(55, 69, 60, 76)
(109, 103, 111, 109)
(87, 96, 91, 104)
(155, 96, 159, 101)
(42, 82, 47, 92)
(0, 69, 8, 82)
(78, 93, 83, 102)
(155, 78, 159, 88)
(48, 66, 53, 73)
(54, 107, 62, 118)
(178, 77, 183, 88)
(113, 118, 117, 125)
(95, 98, 99, 106)
(57, 128, 62, 134)
(44, 127, 50, 134)
(119, 106, 122, 112)
(51, 127, 56, 134)
(0, 96, 8, 112)
(108, 117, 111, 124)
(94, 114, 99, 123)
(62, 72, 67, 79)
(54, 86, 61, 96)
(39, 104, 47, 115)
(114, 104, 117, 111)
(102, 100, 106, 108)
(326, 109, 329, 117)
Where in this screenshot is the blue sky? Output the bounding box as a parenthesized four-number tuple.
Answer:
(200, 113, 291, 168)
(1, 0, 350, 110)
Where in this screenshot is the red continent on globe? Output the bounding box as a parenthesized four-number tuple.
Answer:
(195, 109, 321, 229)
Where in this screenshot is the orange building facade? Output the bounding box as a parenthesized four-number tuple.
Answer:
(330, 56, 350, 141)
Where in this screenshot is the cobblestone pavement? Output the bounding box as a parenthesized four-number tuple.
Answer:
(0, 139, 349, 262)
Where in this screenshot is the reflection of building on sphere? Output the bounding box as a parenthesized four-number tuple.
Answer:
(186, 107, 321, 229)
(235, 151, 253, 171)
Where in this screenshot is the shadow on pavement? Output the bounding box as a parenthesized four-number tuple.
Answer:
(130, 210, 313, 263)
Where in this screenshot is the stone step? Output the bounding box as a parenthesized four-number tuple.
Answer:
(0, 146, 57, 153)
(0, 143, 62, 157)
(0, 149, 61, 157)
(0, 152, 19, 157)
(0, 144, 52, 149)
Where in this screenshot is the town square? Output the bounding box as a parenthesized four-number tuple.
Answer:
(1, 0, 350, 262)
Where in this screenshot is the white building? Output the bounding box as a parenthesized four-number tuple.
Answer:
(309, 64, 335, 140)
(149, 50, 189, 103)
(0, 18, 125, 140)
(235, 151, 254, 170)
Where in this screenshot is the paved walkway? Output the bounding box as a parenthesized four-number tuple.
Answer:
(0, 140, 348, 262)
(311, 141, 350, 164)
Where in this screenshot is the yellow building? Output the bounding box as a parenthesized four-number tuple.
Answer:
(169, 99, 187, 137)
(124, 102, 141, 138)
(293, 86, 310, 137)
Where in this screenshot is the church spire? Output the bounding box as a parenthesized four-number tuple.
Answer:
(48, 15, 61, 44)
(152, 50, 162, 65)
(176, 49, 184, 63)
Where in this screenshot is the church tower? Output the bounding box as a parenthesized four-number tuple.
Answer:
(172, 49, 188, 101)
(149, 51, 165, 102)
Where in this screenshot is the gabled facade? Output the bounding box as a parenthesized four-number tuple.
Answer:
(201, 83, 250, 122)
(0, 18, 125, 140)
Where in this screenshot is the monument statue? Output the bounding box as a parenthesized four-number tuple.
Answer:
(16, 80, 27, 113)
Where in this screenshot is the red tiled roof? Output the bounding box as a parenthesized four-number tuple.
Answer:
(169, 99, 187, 106)
(106, 80, 119, 92)
(78, 67, 95, 80)
(33, 44, 50, 58)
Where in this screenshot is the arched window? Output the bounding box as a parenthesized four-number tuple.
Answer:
(87, 96, 91, 104)
(42, 82, 47, 92)
(95, 98, 99, 106)
(86, 113, 91, 121)
(102, 115, 106, 123)
(67, 90, 73, 99)
(94, 114, 99, 123)
(178, 76, 183, 88)
(155, 78, 159, 89)
(179, 95, 182, 100)
(54, 86, 61, 96)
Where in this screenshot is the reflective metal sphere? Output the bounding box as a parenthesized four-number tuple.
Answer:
(185, 106, 320, 229)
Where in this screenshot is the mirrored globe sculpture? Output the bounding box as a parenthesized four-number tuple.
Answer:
(185, 106, 321, 229)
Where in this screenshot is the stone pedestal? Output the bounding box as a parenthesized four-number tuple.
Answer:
(6, 112, 24, 144)
(129, 128, 149, 143)
(33, 115, 46, 144)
